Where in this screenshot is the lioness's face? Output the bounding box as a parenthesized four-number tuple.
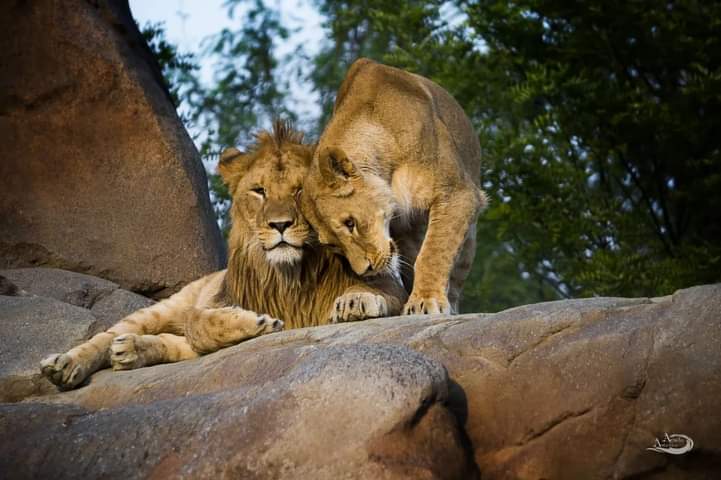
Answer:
(302, 147, 398, 277)
(219, 140, 313, 267)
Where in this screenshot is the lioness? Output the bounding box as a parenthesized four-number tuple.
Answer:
(41, 121, 406, 389)
(301, 58, 486, 315)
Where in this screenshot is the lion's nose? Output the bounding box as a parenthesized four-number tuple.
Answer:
(363, 263, 374, 276)
(269, 220, 293, 233)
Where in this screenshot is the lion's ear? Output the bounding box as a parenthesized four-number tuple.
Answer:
(318, 147, 357, 190)
(218, 147, 248, 192)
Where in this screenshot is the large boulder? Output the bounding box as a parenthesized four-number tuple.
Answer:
(0, 267, 154, 334)
(1, 267, 120, 309)
(0, 268, 154, 402)
(1, 277, 719, 478)
(1, 344, 474, 480)
(0, 0, 225, 298)
(0, 295, 97, 402)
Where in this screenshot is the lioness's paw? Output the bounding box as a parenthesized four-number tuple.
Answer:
(256, 314, 284, 334)
(110, 334, 146, 371)
(40, 353, 88, 389)
(331, 292, 388, 323)
(402, 294, 451, 315)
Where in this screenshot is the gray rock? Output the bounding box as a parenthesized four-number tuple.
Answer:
(89, 288, 154, 335)
(0, 0, 225, 298)
(0, 275, 26, 296)
(0, 268, 118, 309)
(2, 282, 719, 478)
(0, 296, 96, 402)
(1, 344, 474, 480)
(0, 268, 156, 401)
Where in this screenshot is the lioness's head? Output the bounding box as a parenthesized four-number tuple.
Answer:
(301, 146, 398, 277)
(219, 121, 313, 267)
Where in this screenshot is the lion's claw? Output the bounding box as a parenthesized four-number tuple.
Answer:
(256, 314, 284, 333)
(40, 353, 88, 389)
(110, 333, 146, 370)
(402, 294, 451, 315)
(331, 292, 387, 323)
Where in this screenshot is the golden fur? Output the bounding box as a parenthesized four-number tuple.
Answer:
(301, 58, 487, 314)
(40, 121, 406, 389)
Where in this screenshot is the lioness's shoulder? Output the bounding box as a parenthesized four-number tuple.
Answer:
(335, 58, 377, 111)
(335, 58, 430, 113)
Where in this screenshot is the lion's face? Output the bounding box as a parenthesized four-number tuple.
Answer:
(301, 146, 398, 277)
(219, 128, 313, 267)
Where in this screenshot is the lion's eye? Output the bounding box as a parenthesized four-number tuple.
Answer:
(344, 218, 356, 233)
(251, 187, 266, 197)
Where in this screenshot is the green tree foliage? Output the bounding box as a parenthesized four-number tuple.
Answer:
(310, 0, 444, 125)
(462, 0, 721, 298)
(140, 22, 197, 110)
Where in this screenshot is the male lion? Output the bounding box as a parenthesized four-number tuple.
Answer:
(301, 58, 486, 315)
(41, 121, 406, 389)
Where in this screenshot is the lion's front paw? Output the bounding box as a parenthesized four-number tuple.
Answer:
(255, 314, 284, 334)
(40, 353, 89, 389)
(402, 294, 451, 315)
(110, 334, 147, 371)
(331, 292, 388, 323)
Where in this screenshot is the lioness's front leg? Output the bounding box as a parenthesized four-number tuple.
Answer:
(331, 289, 387, 323)
(403, 186, 482, 315)
(330, 275, 406, 323)
(184, 306, 283, 354)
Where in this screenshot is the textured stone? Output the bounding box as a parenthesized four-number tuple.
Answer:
(1, 344, 474, 480)
(2, 282, 719, 478)
(89, 288, 154, 334)
(0, 268, 118, 309)
(0, 296, 96, 402)
(0, 0, 225, 298)
(0, 275, 26, 296)
(0, 268, 156, 402)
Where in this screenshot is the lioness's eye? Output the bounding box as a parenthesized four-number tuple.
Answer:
(344, 218, 355, 233)
(251, 187, 266, 197)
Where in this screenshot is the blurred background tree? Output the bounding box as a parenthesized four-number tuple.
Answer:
(137, 0, 721, 313)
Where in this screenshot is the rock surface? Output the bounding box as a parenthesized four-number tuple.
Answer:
(1, 275, 720, 479)
(1, 344, 474, 480)
(1, 268, 120, 309)
(0, 0, 225, 297)
(0, 268, 154, 402)
(0, 295, 97, 402)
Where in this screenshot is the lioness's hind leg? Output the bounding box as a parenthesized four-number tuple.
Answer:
(110, 333, 198, 370)
(447, 226, 477, 313)
(184, 307, 283, 354)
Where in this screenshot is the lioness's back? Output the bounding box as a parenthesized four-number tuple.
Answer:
(333, 58, 481, 181)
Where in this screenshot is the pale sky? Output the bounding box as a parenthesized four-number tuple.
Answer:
(128, 0, 325, 128)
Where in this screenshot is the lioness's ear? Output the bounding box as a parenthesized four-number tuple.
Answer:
(217, 147, 247, 193)
(318, 147, 357, 189)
